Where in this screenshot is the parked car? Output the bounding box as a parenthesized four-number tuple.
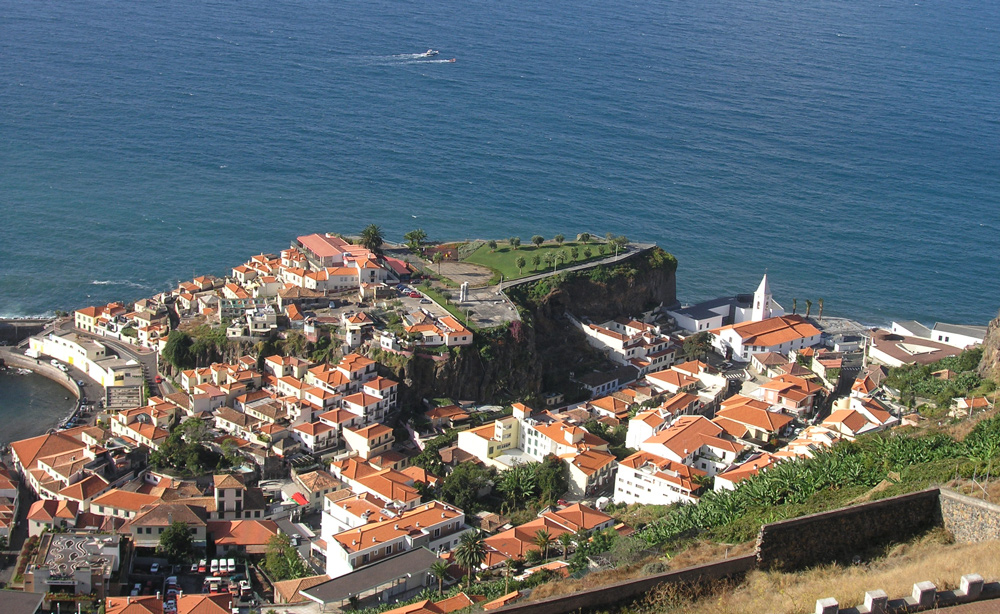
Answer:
(198, 559, 207, 573)
(166, 576, 178, 587)
(290, 533, 301, 546)
(191, 562, 199, 573)
(210, 559, 219, 575)
(155, 375, 163, 384)
(408, 292, 421, 299)
(226, 558, 235, 573)
(150, 563, 160, 573)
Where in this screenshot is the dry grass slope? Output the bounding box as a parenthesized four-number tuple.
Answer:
(621, 530, 1000, 614)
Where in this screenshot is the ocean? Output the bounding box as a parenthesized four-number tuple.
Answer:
(0, 370, 76, 444)
(1, 0, 998, 327)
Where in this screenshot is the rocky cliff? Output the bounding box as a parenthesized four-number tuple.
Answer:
(978, 309, 1000, 382)
(383, 248, 678, 405)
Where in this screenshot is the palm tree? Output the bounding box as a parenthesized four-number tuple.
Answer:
(818, 298, 824, 321)
(554, 234, 564, 246)
(487, 239, 498, 252)
(503, 558, 517, 594)
(531, 254, 541, 271)
(578, 232, 591, 244)
(543, 252, 555, 271)
(805, 299, 813, 319)
(430, 559, 450, 594)
(570, 246, 579, 261)
(433, 252, 444, 274)
(583, 246, 592, 259)
(510, 237, 521, 250)
(531, 235, 545, 248)
(455, 531, 486, 587)
(533, 529, 554, 560)
(404, 228, 427, 250)
(359, 224, 384, 255)
(792, 298, 798, 315)
(558, 532, 573, 558)
(556, 251, 567, 269)
(515, 256, 526, 275)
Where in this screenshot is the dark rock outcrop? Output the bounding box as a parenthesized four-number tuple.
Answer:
(385, 248, 678, 404)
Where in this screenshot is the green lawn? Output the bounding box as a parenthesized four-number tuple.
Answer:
(464, 241, 607, 280)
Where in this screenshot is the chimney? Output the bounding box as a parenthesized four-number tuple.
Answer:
(156, 592, 161, 600)
(394, 524, 399, 530)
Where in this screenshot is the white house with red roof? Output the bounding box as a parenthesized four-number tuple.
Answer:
(614, 450, 705, 505)
(639, 415, 743, 477)
(711, 314, 822, 363)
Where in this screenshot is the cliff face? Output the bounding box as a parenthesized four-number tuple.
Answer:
(392, 248, 678, 404)
(978, 310, 1000, 382)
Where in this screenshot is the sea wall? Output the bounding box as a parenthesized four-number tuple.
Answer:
(939, 489, 1000, 543)
(0, 319, 48, 345)
(493, 554, 756, 614)
(756, 489, 942, 572)
(0, 347, 81, 398)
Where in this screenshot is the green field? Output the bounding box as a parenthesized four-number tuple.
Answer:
(464, 241, 608, 280)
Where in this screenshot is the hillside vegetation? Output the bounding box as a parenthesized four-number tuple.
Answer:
(635, 411, 1000, 549)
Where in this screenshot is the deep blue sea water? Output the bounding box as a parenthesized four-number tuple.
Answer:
(2, 0, 999, 326)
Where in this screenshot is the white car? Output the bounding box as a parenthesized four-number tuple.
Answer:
(150, 563, 160, 574)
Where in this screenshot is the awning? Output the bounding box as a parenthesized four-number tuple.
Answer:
(291, 492, 308, 506)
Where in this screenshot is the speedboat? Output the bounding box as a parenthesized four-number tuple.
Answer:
(422, 49, 439, 57)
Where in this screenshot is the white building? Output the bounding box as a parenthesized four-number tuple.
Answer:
(614, 451, 705, 506)
(667, 274, 785, 334)
(324, 501, 468, 579)
(710, 315, 822, 363)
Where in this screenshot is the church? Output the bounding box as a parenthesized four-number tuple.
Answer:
(666, 274, 785, 334)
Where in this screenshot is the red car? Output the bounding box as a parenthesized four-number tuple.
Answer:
(155, 375, 163, 384)
(408, 292, 421, 298)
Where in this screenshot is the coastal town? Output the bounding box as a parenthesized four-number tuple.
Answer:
(0, 229, 995, 614)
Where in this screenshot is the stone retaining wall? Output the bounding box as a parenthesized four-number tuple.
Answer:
(493, 554, 756, 614)
(756, 489, 941, 572)
(939, 489, 1000, 543)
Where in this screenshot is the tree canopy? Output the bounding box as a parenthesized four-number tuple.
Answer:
(360, 224, 385, 254)
(162, 331, 195, 370)
(264, 533, 309, 581)
(158, 521, 194, 563)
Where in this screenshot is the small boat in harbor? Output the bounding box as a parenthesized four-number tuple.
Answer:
(422, 49, 439, 57)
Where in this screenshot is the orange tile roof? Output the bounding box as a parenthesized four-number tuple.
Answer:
(59, 474, 110, 501)
(542, 503, 613, 532)
(714, 405, 793, 433)
(92, 489, 162, 512)
(106, 596, 163, 614)
(823, 409, 871, 434)
(207, 520, 279, 548)
(177, 594, 232, 614)
(716, 452, 781, 486)
(646, 369, 698, 389)
(272, 575, 330, 604)
(563, 450, 616, 476)
(644, 415, 737, 457)
(333, 501, 461, 553)
(712, 315, 821, 348)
